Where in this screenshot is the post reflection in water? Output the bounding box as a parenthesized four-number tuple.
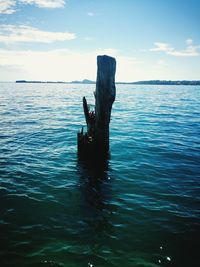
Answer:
(76, 157, 115, 266)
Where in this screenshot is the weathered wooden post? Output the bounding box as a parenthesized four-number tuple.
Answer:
(77, 55, 116, 159)
(95, 55, 116, 153)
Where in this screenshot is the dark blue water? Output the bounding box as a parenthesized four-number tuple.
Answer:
(0, 83, 199, 267)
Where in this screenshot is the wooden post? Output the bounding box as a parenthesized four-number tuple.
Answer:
(77, 55, 116, 159)
(95, 55, 116, 153)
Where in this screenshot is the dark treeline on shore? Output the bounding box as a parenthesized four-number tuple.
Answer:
(129, 80, 200, 85)
(15, 79, 200, 85)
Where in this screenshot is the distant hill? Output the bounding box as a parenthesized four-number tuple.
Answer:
(15, 79, 95, 84)
(129, 80, 200, 85)
(16, 80, 67, 84)
(71, 79, 95, 84)
(16, 79, 200, 85)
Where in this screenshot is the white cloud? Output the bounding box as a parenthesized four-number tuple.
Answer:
(150, 42, 173, 53)
(0, 0, 16, 14)
(150, 39, 200, 57)
(0, 48, 140, 81)
(87, 12, 95, 17)
(168, 45, 200, 57)
(0, 24, 76, 43)
(84, 37, 94, 41)
(186, 38, 193, 45)
(0, 0, 65, 14)
(19, 0, 65, 8)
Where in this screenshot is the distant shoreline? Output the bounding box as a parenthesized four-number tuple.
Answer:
(15, 79, 200, 86)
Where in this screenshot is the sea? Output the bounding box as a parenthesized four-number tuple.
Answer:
(0, 82, 199, 267)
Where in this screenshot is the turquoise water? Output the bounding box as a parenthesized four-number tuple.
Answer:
(0, 83, 199, 267)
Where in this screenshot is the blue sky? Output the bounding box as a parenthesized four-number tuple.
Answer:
(0, 0, 200, 81)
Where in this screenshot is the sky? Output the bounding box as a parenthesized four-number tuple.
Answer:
(0, 0, 200, 82)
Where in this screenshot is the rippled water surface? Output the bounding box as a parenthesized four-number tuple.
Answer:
(0, 83, 200, 267)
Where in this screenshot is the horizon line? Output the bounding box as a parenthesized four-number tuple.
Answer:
(1, 79, 200, 83)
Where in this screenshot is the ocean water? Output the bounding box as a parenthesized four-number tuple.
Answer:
(0, 82, 199, 267)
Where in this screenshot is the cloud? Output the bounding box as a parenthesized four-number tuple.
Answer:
(0, 48, 140, 81)
(0, 0, 16, 14)
(0, 0, 65, 14)
(186, 38, 193, 45)
(150, 39, 200, 57)
(0, 24, 76, 43)
(150, 42, 173, 53)
(87, 12, 95, 17)
(84, 36, 94, 41)
(20, 0, 66, 8)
